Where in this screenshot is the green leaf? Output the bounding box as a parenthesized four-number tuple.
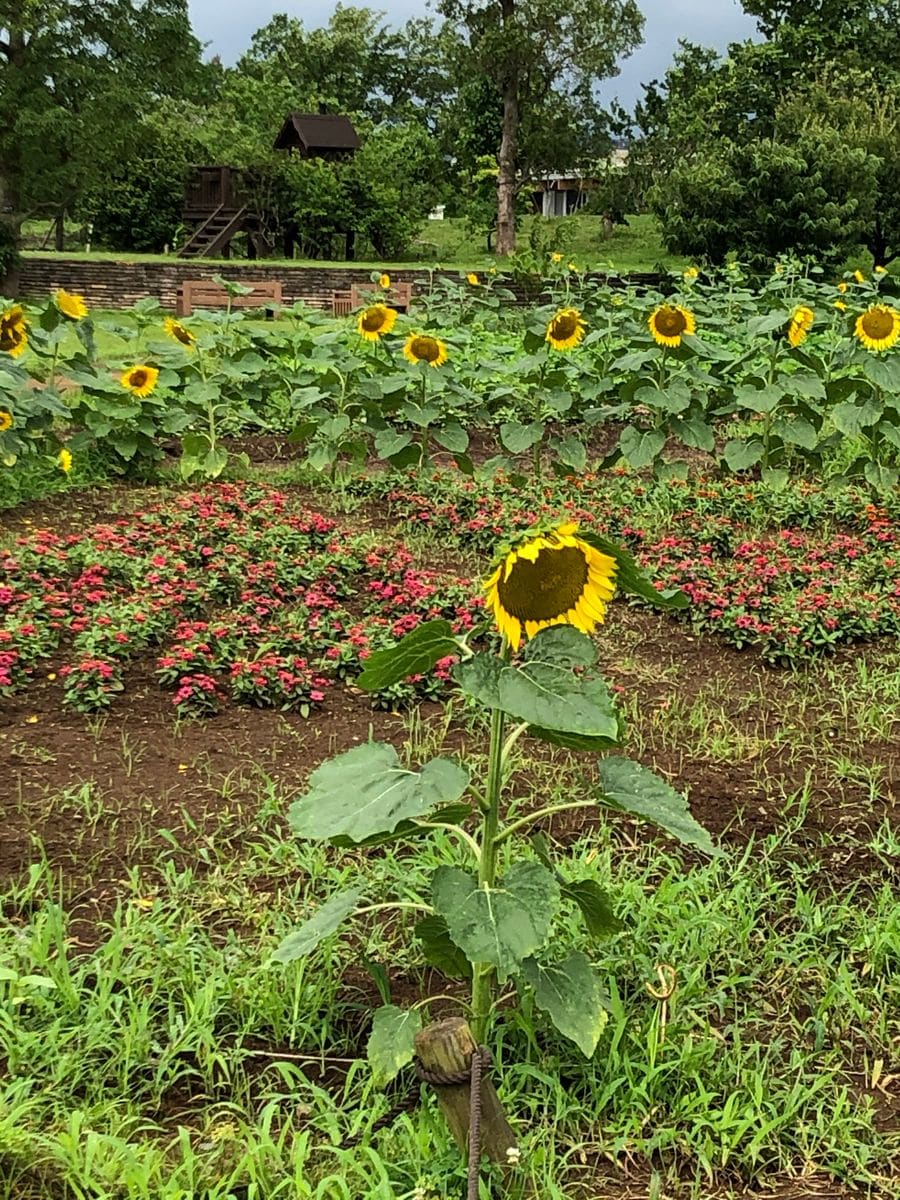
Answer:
(618, 425, 666, 469)
(367, 1005, 423, 1087)
(271, 885, 364, 963)
(864, 462, 899, 492)
(550, 434, 587, 471)
(500, 420, 544, 454)
(634, 380, 691, 414)
(521, 953, 609, 1057)
(733, 383, 781, 415)
(434, 422, 469, 453)
(289, 743, 469, 842)
(432, 862, 560, 980)
(373, 429, 413, 459)
(723, 438, 764, 472)
(329, 802, 472, 849)
(357, 620, 459, 692)
(831, 399, 881, 436)
(203, 446, 228, 478)
(862, 355, 900, 392)
(562, 879, 624, 938)
(453, 629, 619, 739)
(526, 725, 621, 752)
(595, 757, 720, 856)
(415, 916, 472, 979)
(579, 532, 689, 610)
(772, 417, 818, 449)
(671, 415, 715, 452)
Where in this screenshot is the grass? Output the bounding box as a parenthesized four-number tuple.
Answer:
(21, 214, 685, 275)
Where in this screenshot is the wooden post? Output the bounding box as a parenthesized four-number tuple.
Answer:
(414, 1017, 517, 1164)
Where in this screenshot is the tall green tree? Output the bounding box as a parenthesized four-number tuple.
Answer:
(0, 0, 207, 280)
(437, 0, 643, 254)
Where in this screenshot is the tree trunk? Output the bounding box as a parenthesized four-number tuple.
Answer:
(55, 209, 66, 252)
(495, 0, 518, 257)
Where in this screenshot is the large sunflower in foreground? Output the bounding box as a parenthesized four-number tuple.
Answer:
(54, 289, 88, 320)
(0, 305, 28, 357)
(357, 304, 397, 342)
(648, 305, 696, 348)
(854, 305, 900, 352)
(546, 308, 586, 351)
(121, 365, 159, 397)
(403, 332, 447, 367)
(164, 317, 196, 347)
(787, 305, 815, 348)
(484, 522, 617, 652)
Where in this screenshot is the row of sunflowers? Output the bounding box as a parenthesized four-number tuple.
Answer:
(2, 260, 900, 490)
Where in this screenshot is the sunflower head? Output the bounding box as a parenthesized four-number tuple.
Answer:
(403, 333, 447, 367)
(546, 307, 586, 351)
(0, 410, 12, 433)
(854, 269, 866, 284)
(357, 304, 397, 342)
(0, 306, 28, 358)
(854, 305, 900, 352)
(54, 289, 88, 320)
(875, 265, 887, 275)
(787, 305, 814, 348)
(683, 266, 699, 281)
(648, 304, 696, 348)
(57, 447, 72, 474)
(551, 253, 563, 264)
(484, 522, 617, 652)
(379, 273, 391, 290)
(834, 299, 847, 312)
(837, 281, 848, 294)
(121, 364, 159, 397)
(567, 262, 578, 272)
(467, 273, 480, 286)
(164, 317, 195, 347)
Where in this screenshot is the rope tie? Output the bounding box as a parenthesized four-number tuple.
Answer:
(416, 1045, 492, 1200)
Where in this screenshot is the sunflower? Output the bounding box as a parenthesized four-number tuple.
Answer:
(854, 305, 900, 352)
(121, 365, 159, 397)
(875, 265, 887, 275)
(379, 273, 391, 290)
(0, 305, 28, 358)
(484, 522, 617, 652)
(787, 305, 815, 348)
(54, 289, 88, 320)
(57, 448, 72, 474)
(648, 305, 696, 348)
(854, 270, 866, 284)
(0, 410, 12, 432)
(357, 304, 397, 342)
(834, 300, 847, 312)
(164, 317, 195, 347)
(567, 262, 578, 272)
(545, 307, 586, 351)
(837, 282, 848, 294)
(683, 266, 699, 280)
(467, 273, 480, 286)
(551, 253, 563, 264)
(403, 333, 448, 367)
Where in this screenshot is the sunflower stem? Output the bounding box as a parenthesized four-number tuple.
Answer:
(471, 699, 505, 1045)
(494, 799, 596, 846)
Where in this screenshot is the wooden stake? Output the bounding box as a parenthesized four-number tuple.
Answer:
(414, 1017, 518, 1164)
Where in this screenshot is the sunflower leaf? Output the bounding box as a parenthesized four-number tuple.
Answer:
(289, 743, 469, 841)
(367, 1005, 423, 1087)
(271, 885, 364, 964)
(595, 756, 721, 856)
(521, 953, 609, 1057)
(356, 619, 460, 692)
(432, 862, 559, 981)
(454, 630, 619, 739)
(578, 533, 689, 610)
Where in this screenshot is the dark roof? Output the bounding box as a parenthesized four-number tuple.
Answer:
(273, 113, 361, 154)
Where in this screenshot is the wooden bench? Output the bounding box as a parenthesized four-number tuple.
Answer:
(332, 281, 413, 316)
(176, 279, 283, 317)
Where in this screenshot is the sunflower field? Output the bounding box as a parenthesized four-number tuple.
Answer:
(1, 263, 899, 1200)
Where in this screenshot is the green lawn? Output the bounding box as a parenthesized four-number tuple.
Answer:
(21, 214, 686, 274)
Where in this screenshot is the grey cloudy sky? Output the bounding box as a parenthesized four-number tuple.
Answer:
(187, 0, 758, 109)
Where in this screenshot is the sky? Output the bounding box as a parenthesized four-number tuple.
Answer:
(187, 0, 758, 110)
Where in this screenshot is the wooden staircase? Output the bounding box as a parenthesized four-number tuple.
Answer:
(177, 205, 249, 258)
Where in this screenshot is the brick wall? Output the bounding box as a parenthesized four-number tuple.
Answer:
(18, 255, 664, 312)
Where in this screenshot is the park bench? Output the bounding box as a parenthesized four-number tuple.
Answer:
(175, 279, 283, 317)
(332, 281, 413, 316)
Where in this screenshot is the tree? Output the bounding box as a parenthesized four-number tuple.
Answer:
(650, 132, 875, 267)
(0, 1, 206, 284)
(437, 0, 643, 255)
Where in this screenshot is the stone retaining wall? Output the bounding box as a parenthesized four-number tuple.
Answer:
(18, 255, 663, 312)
